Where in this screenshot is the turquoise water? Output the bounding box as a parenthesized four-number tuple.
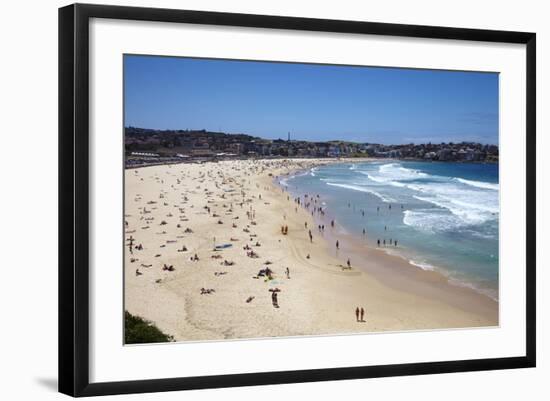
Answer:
(281, 161, 499, 300)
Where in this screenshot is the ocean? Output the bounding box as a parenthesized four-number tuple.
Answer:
(280, 160, 499, 301)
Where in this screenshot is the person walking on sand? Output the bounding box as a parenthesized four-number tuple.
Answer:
(355, 307, 360, 322)
(128, 236, 134, 254)
(336, 240, 339, 250)
(347, 258, 351, 268)
(377, 239, 380, 247)
(360, 307, 365, 322)
(272, 291, 279, 308)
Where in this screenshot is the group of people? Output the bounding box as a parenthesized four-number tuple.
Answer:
(377, 238, 398, 247)
(355, 307, 366, 322)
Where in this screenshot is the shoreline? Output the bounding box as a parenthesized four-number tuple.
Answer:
(124, 158, 498, 342)
(272, 163, 498, 320)
(277, 162, 499, 303)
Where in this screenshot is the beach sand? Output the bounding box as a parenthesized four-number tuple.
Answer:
(124, 158, 498, 342)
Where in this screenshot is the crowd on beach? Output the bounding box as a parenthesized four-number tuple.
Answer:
(123, 158, 498, 341)
(126, 157, 378, 336)
(126, 159, 332, 331)
(129, 152, 405, 325)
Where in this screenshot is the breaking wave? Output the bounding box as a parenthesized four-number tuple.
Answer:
(456, 177, 499, 191)
(355, 163, 499, 231)
(325, 182, 397, 203)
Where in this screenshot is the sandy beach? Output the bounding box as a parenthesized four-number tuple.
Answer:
(124, 158, 498, 342)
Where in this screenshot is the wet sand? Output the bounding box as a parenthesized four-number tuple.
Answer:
(124, 158, 498, 342)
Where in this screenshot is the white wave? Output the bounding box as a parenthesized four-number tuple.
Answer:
(332, 162, 499, 227)
(399, 178, 499, 227)
(316, 161, 499, 229)
(279, 170, 309, 187)
(279, 178, 289, 187)
(403, 209, 465, 232)
(412, 194, 496, 226)
(388, 181, 407, 188)
(325, 182, 397, 203)
(408, 259, 436, 271)
(363, 173, 386, 183)
(456, 177, 499, 191)
(363, 163, 428, 183)
(362, 173, 407, 188)
(365, 163, 498, 195)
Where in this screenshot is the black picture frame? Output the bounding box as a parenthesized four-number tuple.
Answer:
(59, 3, 536, 397)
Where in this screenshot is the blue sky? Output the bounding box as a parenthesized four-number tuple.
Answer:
(124, 55, 499, 145)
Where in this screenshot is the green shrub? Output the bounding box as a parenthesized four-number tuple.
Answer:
(124, 311, 174, 344)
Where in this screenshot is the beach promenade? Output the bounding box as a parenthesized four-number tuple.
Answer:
(124, 158, 498, 342)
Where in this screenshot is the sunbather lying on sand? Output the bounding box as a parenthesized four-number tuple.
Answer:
(247, 250, 259, 258)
